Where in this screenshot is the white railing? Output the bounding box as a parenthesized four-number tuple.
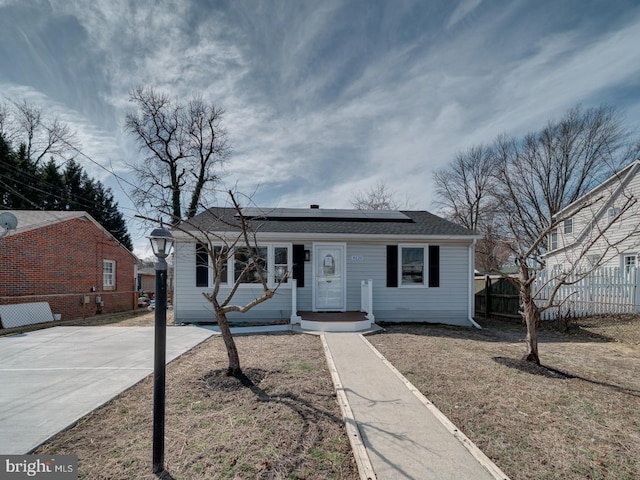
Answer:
(534, 267, 640, 320)
(289, 278, 301, 324)
(360, 279, 374, 321)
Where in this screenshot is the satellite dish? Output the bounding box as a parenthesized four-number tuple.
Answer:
(0, 212, 18, 238)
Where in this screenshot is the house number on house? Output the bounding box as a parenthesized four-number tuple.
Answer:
(351, 255, 364, 261)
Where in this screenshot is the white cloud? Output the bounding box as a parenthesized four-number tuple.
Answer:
(447, 0, 483, 29)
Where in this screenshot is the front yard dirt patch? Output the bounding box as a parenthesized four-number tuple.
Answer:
(371, 321, 640, 480)
(35, 328, 357, 479)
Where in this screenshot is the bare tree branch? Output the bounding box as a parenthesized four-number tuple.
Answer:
(125, 87, 229, 224)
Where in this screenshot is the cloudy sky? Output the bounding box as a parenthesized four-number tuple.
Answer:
(2, 0, 640, 255)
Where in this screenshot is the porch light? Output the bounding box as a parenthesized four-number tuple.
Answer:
(148, 226, 174, 259)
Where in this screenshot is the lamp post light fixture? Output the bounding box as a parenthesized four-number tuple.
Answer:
(148, 226, 174, 475)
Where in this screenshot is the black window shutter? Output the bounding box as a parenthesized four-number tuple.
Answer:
(196, 243, 209, 287)
(428, 245, 440, 288)
(387, 245, 398, 287)
(292, 244, 305, 288)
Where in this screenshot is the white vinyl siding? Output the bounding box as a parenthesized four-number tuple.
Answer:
(546, 170, 640, 270)
(174, 239, 473, 326)
(345, 242, 470, 324)
(174, 242, 292, 323)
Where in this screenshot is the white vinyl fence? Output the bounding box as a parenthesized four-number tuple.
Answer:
(534, 267, 640, 321)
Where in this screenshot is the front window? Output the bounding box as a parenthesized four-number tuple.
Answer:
(207, 244, 291, 286)
(103, 260, 115, 288)
(234, 246, 268, 283)
(550, 231, 558, 250)
(400, 246, 425, 286)
(274, 246, 289, 283)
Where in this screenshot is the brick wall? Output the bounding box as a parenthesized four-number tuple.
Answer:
(0, 217, 137, 324)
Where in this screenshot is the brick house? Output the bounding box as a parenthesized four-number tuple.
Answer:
(0, 210, 138, 325)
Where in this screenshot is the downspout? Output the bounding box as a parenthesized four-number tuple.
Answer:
(468, 239, 482, 329)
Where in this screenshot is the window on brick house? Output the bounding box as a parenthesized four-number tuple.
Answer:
(103, 260, 116, 288)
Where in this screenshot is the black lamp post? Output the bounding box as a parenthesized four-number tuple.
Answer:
(148, 226, 174, 475)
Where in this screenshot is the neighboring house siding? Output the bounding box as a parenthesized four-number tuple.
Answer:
(546, 166, 640, 270)
(0, 217, 136, 323)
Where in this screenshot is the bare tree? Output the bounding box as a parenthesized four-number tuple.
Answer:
(492, 105, 640, 364)
(433, 143, 508, 271)
(433, 104, 639, 362)
(0, 99, 78, 164)
(125, 87, 229, 223)
(475, 214, 512, 273)
(434, 144, 497, 230)
(0, 103, 8, 138)
(351, 180, 408, 210)
(174, 191, 287, 376)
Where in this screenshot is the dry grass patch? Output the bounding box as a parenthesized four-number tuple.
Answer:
(370, 321, 640, 480)
(35, 330, 357, 479)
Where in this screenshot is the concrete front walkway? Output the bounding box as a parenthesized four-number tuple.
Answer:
(0, 326, 213, 454)
(322, 332, 509, 480)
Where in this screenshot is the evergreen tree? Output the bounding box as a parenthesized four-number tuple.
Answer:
(39, 160, 66, 210)
(0, 133, 133, 250)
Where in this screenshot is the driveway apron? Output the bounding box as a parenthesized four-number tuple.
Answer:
(0, 326, 213, 454)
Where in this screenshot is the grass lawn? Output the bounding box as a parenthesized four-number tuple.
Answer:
(33, 312, 640, 479)
(371, 319, 640, 480)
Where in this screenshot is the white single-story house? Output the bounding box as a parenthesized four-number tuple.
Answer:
(545, 160, 640, 274)
(172, 206, 480, 331)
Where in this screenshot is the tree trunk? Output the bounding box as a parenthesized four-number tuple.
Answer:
(519, 264, 541, 364)
(215, 310, 242, 376)
(522, 299, 540, 364)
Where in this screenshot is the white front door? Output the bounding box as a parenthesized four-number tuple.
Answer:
(314, 243, 346, 311)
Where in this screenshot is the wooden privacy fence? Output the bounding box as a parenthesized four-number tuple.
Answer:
(534, 267, 640, 321)
(475, 275, 520, 318)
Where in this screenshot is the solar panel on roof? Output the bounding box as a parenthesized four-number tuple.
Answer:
(239, 207, 410, 221)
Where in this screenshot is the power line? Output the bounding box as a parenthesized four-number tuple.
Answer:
(0, 162, 141, 217)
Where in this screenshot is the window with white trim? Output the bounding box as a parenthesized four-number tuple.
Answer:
(103, 260, 115, 288)
(273, 246, 289, 283)
(234, 246, 268, 283)
(399, 245, 426, 287)
(204, 244, 292, 287)
(550, 230, 558, 250)
(564, 218, 573, 234)
(623, 254, 637, 277)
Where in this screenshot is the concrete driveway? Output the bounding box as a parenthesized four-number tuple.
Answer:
(0, 326, 213, 454)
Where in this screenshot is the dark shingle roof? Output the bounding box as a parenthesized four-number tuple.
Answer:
(180, 207, 476, 237)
